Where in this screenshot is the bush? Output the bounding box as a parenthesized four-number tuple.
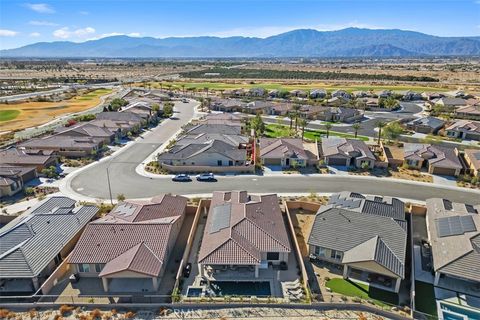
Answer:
(25, 187, 35, 196)
(116, 194, 126, 201)
(59, 305, 75, 316)
(89, 308, 102, 320)
(28, 309, 38, 319)
(125, 311, 136, 319)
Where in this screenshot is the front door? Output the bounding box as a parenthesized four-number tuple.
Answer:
(286, 158, 290, 166)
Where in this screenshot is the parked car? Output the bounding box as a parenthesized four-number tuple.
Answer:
(182, 99, 188, 103)
(196, 173, 216, 182)
(172, 174, 191, 182)
(183, 263, 192, 278)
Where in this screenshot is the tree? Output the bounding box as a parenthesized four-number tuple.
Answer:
(355, 99, 367, 110)
(152, 103, 160, 113)
(383, 122, 404, 142)
(292, 104, 302, 130)
(288, 111, 295, 130)
(163, 102, 174, 118)
(109, 98, 128, 111)
(325, 123, 333, 138)
(299, 118, 308, 140)
(249, 114, 265, 136)
(116, 194, 126, 201)
(376, 121, 387, 145)
(41, 166, 58, 179)
(352, 123, 362, 138)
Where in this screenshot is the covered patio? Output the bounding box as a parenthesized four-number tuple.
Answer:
(344, 265, 401, 293)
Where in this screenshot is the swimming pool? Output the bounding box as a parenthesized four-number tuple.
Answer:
(186, 287, 203, 297)
(439, 302, 480, 320)
(210, 281, 271, 296)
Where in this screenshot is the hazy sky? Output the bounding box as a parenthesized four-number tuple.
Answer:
(0, 0, 479, 49)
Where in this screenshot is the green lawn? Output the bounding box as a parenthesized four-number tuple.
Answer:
(264, 124, 369, 141)
(326, 278, 399, 307)
(264, 124, 295, 138)
(304, 129, 369, 141)
(0, 109, 20, 122)
(414, 281, 437, 317)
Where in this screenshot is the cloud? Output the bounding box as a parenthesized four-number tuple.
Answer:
(53, 27, 95, 39)
(0, 29, 19, 37)
(29, 20, 58, 26)
(29, 32, 41, 37)
(24, 3, 55, 14)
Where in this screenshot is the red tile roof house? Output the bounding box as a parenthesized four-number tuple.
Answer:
(69, 194, 188, 293)
(259, 138, 319, 168)
(403, 143, 462, 176)
(197, 191, 291, 281)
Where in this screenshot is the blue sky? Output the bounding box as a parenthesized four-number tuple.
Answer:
(0, 0, 479, 49)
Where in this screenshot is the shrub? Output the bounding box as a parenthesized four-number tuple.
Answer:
(25, 187, 35, 196)
(59, 305, 74, 316)
(89, 308, 102, 319)
(0, 309, 14, 319)
(116, 194, 126, 201)
(53, 315, 62, 320)
(28, 309, 38, 319)
(125, 311, 136, 319)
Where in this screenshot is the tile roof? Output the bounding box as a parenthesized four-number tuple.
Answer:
(320, 138, 375, 161)
(69, 194, 187, 278)
(456, 105, 480, 115)
(176, 133, 248, 147)
(404, 143, 462, 169)
(308, 206, 407, 278)
(446, 120, 480, 134)
(185, 124, 242, 135)
(96, 111, 144, 123)
(465, 149, 480, 170)
(0, 199, 97, 278)
(407, 116, 445, 129)
(158, 139, 247, 162)
(426, 198, 480, 282)
(0, 165, 36, 178)
(259, 138, 318, 161)
(20, 135, 101, 150)
(0, 148, 55, 166)
(55, 123, 115, 139)
(198, 191, 291, 265)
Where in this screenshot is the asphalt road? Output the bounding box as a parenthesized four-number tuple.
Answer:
(69, 100, 479, 204)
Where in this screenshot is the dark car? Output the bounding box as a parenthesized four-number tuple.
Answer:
(183, 263, 192, 278)
(172, 174, 191, 182)
(196, 173, 215, 182)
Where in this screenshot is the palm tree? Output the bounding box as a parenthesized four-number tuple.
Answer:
(299, 118, 308, 140)
(204, 87, 209, 97)
(181, 84, 186, 96)
(376, 121, 386, 145)
(292, 104, 302, 130)
(288, 111, 295, 130)
(352, 123, 362, 138)
(325, 123, 332, 138)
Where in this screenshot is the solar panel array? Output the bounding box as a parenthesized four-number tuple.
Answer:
(210, 203, 231, 234)
(436, 216, 477, 237)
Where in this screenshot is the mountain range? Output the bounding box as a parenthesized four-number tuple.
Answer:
(2, 28, 480, 58)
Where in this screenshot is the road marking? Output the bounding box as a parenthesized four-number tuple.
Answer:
(252, 178, 257, 181)
(77, 188, 84, 191)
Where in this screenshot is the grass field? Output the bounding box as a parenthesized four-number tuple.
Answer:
(140, 81, 450, 93)
(0, 110, 21, 122)
(326, 278, 399, 307)
(0, 88, 112, 132)
(264, 124, 369, 141)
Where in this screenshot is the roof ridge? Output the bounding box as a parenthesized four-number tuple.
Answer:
(242, 216, 290, 251)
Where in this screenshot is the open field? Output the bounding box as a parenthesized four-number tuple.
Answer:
(141, 80, 452, 93)
(0, 88, 112, 132)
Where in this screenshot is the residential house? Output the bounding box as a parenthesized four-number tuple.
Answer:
(361, 97, 379, 109)
(54, 122, 116, 144)
(264, 103, 291, 116)
(0, 165, 37, 198)
(319, 107, 363, 123)
(120, 100, 160, 121)
(248, 87, 265, 97)
(377, 90, 393, 98)
(211, 99, 245, 112)
(308, 192, 407, 292)
(69, 194, 187, 293)
(446, 120, 480, 141)
(455, 105, 480, 120)
(421, 92, 444, 101)
(310, 89, 327, 99)
(290, 90, 307, 98)
(406, 116, 445, 134)
(402, 91, 422, 101)
(353, 91, 369, 98)
(435, 97, 467, 108)
(243, 101, 271, 114)
(298, 105, 330, 120)
(259, 138, 319, 167)
(331, 90, 351, 100)
(184, 124, 243, 136)
(0, 197, 98, 294)
(464, 149, 480, 177)
(96, 111, 145, 128)
(0, 148, 57, 172)
(319, 137, 375, 169)
(403, 143, 462, 176)
(19, 135, 103, 158)
(326, 96, 349, 107)
(425, 198, 480, 295)
(197, 191, 291, 279)
(198, 113, 245, 129)
(268, 89, 280, 98)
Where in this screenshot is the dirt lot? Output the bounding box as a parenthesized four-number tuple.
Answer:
(0, 88, 112, 132)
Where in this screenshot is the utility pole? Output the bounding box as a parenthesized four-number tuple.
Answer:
(106, 165, 113, 205)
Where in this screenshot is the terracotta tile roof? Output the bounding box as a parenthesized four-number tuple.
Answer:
(198, 191, 291, 265)
(259, 138, 317, 161)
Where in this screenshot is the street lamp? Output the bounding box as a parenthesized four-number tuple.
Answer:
(105, 160, 146, 205)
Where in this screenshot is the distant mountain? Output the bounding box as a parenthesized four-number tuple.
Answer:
(2, 28, 480, 58)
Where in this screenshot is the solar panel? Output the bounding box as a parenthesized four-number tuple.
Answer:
(210, 203, 231, 234)
(436, 216, 477, 237)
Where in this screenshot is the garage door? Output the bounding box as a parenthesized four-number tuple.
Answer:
(431, 166, 457, 176)
(263, 158, 282, 165)
(327, 157, 348, 166)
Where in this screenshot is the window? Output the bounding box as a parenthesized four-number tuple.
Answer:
(330, 250, 342, 261)
(266, 252, 280, 260)
(217, 160, 222, 166)
(315, 246, 326, 257)
(94, 264, 104, 273)
(78, 264, 90, 273)
(229, 160, 233, 166)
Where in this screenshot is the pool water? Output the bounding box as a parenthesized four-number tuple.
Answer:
(210, 281, 271, 296)
(440, 302, 480, 320)
(186, 287, 202, 297)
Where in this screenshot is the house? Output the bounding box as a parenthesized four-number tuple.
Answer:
(96, 111, 145, 127)
(158, 139, 249, 171)
(0, 197, 98, 294)
(446, 120, 480, 141)
(402, 91, 422, 101)
(248, 87, 265, 97)
(361, 97, 379, 109)
(319, 137, 375, 169)
(184, 123, 242, 136)
(406, 116, 445, 134)
(54, 122, 116, 144)
(464, 149, 480, 177)
(265, 103, 291, 116)
(19, 135, 103, 158)
(198, 113, 245, 128)
(327, 96, 349, 106)
(421, 92, 444, 101)
(211, 99, 245, 112)
(0, 165, 37, 198)
(120, 100, 160, 121)
(310, 89, 327, 99)
(0, 148, 57, 172)
(308, 192, 407, 292)
(331, 90, 351, 100)
(175, 133, 249, 148)
(353, 91, 369, 98)
(197, 191, 291, 279)
(298, 105, 330, 120)
(377, 90, 393, 98)
(268, 89, 280, 98)
(435, 97, 466, 108)
(403, 143, 462, 176)
(425, 198, 480, 295)
(319, 107, 363, 123)
(259, 138, 319, 167)
(68, 194, 187, 293)
(290, 90, 307, 98)
(455, 105, 480, 120)
(244, 101, 271, 114)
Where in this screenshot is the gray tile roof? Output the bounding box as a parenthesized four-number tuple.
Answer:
(158, 139, 247, 162)
(0, 200, 97, 278)
(404, 143, 462, 170)
(426, 198, 480, 282)
(407, 116, 445, 129)
(321, 138, 375, 161)
(0, 148, 55, 166)
(259, 138, 318, 161)
(185, 124, 242, 135)
(308, 206, 407, 278)
(446, 120, 480, 134)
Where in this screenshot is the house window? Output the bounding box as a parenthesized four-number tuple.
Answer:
(315, 246, 326, 257)
(94, 264, 104, 273)
(229, 160, 233, 166)
(407, 159, 418, 167)
(266, 252, 280, 260)
(217, 160, 222, 166)
(78, 264, 90, 273)
(330, 250, 342, 261)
